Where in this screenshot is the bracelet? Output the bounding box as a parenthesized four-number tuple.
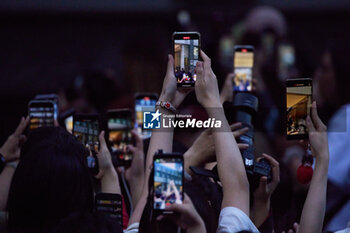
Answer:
(156, 101, 176, 113)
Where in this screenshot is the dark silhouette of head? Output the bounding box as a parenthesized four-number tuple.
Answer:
(7, 127, 94, 233)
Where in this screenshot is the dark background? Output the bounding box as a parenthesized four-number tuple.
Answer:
(1, 0, 349, 143)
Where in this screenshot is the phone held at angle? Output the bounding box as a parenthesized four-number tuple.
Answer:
(286, 78, 312, 140)
(72, 114, 100, 175)
(153, 150, 184, 215)
(173, 32, 201, 88)
(233, 45, 254, 92)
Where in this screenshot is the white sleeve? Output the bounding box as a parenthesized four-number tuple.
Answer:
(217, 207, 260, 233)
(123, 222, 139, 233)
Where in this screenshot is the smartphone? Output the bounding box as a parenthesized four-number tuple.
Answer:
(34, 93, 59, 105)
(153, 150, 184, 215)
(173, 32, 201, 88)
(233, 45, 254, 92)
(95, 193, 123, 227)
(107, 109, 133, 167)
(134, 93, 158, 139)
(28, 100, 58, 130)
(72, 114, 100, 174)
(278, 43, 295, 80)
(286, 78, 312, 140)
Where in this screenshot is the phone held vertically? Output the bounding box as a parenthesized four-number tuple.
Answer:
(95, 193, 123, 227)
(134, 93, 158, 139)
(153, 150, 184, 215)
(72, 114, 100, 175)
(286, 78, 312, 140)
(173, 32, 201, 88)
(28, 100, 58, 130)
(107, 109, 133, 167)
(233, 45, 254, 92)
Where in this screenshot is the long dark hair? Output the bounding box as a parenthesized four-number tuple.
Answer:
(7, 127, 94, 233)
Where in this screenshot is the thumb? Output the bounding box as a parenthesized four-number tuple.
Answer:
(99, 131, 107, 149)
(165, 203, 183, 214)
(195, 61, 204, 83)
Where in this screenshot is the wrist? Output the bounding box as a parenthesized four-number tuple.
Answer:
(0, 149, 7, 162)
(188, 215, 206, 233)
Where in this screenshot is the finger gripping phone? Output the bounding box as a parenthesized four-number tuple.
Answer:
(286, 78, 312, 140)
(153, 150, 184, 215)
(233, 45, 254, 92)
(107, 109, 133, 167)
(28, 100, 58, 130)
(72, 114, 100, 175)
(173, 32, 201, 88)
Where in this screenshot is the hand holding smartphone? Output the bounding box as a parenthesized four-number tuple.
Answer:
(153, 150, 184, 215)
(233, 45, 254, 92)
(286, 78, 312, 140)
(173, 32, 201, 88)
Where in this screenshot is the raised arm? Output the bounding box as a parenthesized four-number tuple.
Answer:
(97, 131, 121, 194)
(194, 50, 250, 215)
(299, 101, 329, 233)
(128, 54, 190, 225)
(0, 116, 29, 211)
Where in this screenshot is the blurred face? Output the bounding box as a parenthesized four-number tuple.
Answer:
(313, 51, 336, 107)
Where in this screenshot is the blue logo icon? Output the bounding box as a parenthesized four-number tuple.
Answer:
(143, 110, 161, 129)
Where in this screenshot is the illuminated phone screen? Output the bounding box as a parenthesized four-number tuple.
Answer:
(286, 79, 312, 139)
(29, 101, 56, 130)
(153, 157, 183, 210)
(234, 47, 254, 92)
(108, 111, 133, 165)
(135, 96, 157, 138)
(95, 193, 123, 227)
(73, 116, 99, 171)
(174, 33, 200, 88)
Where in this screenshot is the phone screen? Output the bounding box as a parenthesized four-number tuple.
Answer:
(107, 110, 133, 166)
(65, 115, 73, 134)
(234, 46, 254, 92)
(95, 193, 123, 227)
(174, 32, 200, 88)
(28, 101, 57, 130)
(286, 79, 312, 139)
(153, 156, 183, 210)
(73, 115, 99, 173)
(135, 95, 157, 139)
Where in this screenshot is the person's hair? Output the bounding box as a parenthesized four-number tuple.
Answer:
(7, 127, 94, 233)
(51, 212, 122, 233)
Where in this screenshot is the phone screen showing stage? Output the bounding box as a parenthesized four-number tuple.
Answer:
(73, 117, 99, 171)
(286, 79, 312, 139)
(234, 48, 254, 92)
(153, 157, 183, 210)
(174, 34, 199, 88)
(108, 112, 133, 165)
